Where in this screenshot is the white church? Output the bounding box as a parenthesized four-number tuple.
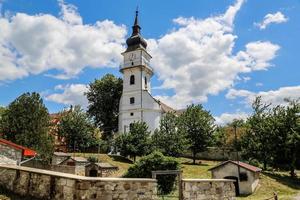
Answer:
(118, 11, 175, 133)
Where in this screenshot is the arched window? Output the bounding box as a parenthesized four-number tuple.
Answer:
(130, 97, 135, 104)
(130, 75, 135, 85)
(129, 123, 134, 131)
(144, 77, 147, 89)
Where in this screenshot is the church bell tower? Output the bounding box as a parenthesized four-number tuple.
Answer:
(120, 9, 153, 92)
(118, 10, 161, 133)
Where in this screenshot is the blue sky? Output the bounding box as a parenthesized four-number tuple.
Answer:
(0, 0, 299, 124)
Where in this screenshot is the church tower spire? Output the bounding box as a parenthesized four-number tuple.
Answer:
(132, 8, 140, 35)
(125, 9, 147, 52)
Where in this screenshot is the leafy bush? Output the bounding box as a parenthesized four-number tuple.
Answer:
(124, 151, 180, 195)
(87, 156, 98, 163)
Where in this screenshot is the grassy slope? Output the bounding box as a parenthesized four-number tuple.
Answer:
(1, 154, 299, 199)
(238, 172, 300, 200)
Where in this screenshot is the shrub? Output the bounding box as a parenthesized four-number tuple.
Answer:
(87, 156, 98, 163)
(124, 151, 180, 195)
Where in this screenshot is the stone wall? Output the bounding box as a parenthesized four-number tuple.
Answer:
(182, 179, 236, 200)
(22, 160, 117, 177)
(0, 164, 158, 200)
(0, 165, 236, 200)
(22, 160, 76, 174)
(0, 155, 17, 165)
(52, 155, 70, 165)
(184, 147, 239, 161)
(0, 143, 22, 163)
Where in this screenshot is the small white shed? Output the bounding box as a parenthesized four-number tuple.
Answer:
(210, 160, 262, 195)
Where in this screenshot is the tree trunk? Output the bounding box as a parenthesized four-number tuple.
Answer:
(290, 150, 296, 178)
(192, 151, 196, 165)
(290, 167, 296, 178)
(263, 160, 267, 170)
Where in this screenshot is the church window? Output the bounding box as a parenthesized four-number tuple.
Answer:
(130, 97, 135, 104)
(130, 75, 135, 85)
(129, 123, 134, 131)
(144, 77, 147, 89)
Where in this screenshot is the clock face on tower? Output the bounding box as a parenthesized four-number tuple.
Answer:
(129, 52, 136, 61)
(121, 50, 152, 71)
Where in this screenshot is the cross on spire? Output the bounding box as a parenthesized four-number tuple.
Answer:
(132, 6, 141, 36)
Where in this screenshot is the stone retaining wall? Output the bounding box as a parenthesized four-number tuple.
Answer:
(182, 179, 236, 200)
(0, 165, 158, 200)
(22, 160, 76, 174)
(183, 147, 239, 161)
(0, 165, 236, 200)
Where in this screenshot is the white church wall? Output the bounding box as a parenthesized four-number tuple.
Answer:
(143, 110, 161, 132)
(122, 68, 142, 93)
(118, 90, 162, 133)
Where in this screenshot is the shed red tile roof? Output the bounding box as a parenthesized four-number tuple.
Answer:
(0, 138, 37, 157)
(209, 160, 262, 173)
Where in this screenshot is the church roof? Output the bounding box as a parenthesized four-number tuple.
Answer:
(159, 101, 176, 113)
(152, 96, 181, 115)
(125, 9, 147, 52)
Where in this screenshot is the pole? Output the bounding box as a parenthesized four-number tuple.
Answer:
(234, 124, 241, 188)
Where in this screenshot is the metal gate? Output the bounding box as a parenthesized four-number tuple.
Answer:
(152, 170, 183, 200)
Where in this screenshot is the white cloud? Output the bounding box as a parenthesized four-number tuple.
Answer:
(215, 112, 248, 125)
(242, 76, 251, 82)
(0, 1, 126, 81)
(45, 84, 88, 107)
(226, 86, 300, 106)
(226, 88, 254, 100)
(58, 0, 82, 25)
(236, 41, 280, 70)
(255, 11, 288, 30)
(149, 0, 280, 109)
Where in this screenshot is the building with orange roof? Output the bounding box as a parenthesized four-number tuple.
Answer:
(0, 138, 37, 164)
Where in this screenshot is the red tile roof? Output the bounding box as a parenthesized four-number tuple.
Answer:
(0, 138, 37, 157)
(209, 160, 262, 173)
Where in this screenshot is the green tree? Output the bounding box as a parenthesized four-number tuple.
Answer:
(241, 97, 300, 175)
(86, 74, 123, 140)
(0, 106, 6, 119)
(178, 104, 215, 164)
(115, 121, 151, 161)
(57, 105, 96, 152)
(276, 100, 300, 177)
(0, 92, 53, 161)
(241, 97, 274, 170)
(152, 112, 188, 157)
(124, 151, 180, 195)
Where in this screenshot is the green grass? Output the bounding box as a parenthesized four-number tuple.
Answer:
(1, 154, 299, 199)
(74, 153, 134, 177)
(237, 171, 300, 200)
